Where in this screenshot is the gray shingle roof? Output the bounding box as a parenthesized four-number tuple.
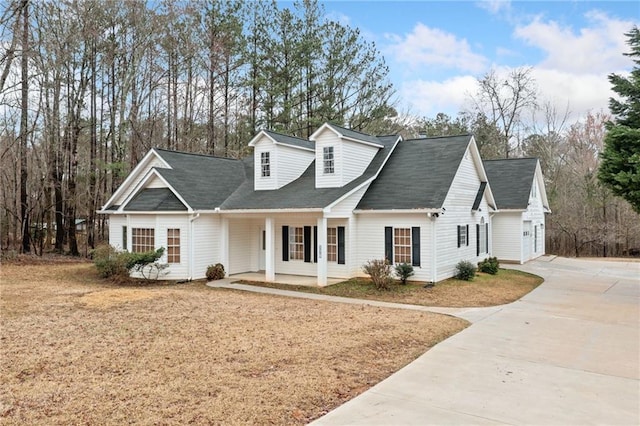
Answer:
(153, 149, 246, 210)
(220, 135, 398, 210)
(124, 188, 187, 211)
(357, 135, 472, 210)
(263, 130, 315, 151)
(322, 123, 384, 146)
(483, 158, 538, 210)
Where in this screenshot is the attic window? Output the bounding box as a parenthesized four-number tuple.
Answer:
(323, 146, 334, 174)
(261, 152, 270, 177)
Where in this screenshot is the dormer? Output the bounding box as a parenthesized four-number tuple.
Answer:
(248, 130, 315, 191)
(309, 123, 383, 188)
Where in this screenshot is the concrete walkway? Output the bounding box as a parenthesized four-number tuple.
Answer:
(207, 257, 640, 424)
(312, 256, 640, 425)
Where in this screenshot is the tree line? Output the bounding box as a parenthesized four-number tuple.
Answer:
(1, 1, 638, 259)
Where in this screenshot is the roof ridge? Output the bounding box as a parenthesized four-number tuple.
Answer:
(327, 123, 375, 138)
(484, 157, 538, 162)
(262, 129, 310, 142)
(154, 147, 241, 161)
(404, 133, 473, 142)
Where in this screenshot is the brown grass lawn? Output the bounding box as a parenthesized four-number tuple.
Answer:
(241, 269, 543, 308)
(0, 261, 467, 425)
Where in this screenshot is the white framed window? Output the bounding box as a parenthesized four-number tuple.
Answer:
(167, 229, 180, 263)
(457, 225, 468, 247)
(261, 151, 270, 177)
(132, 228, 155, 253)
(323, 146, 334, 174)
(289, 227, 304, 260)
(394, 228, 411, 264)
(327, 227, 337, 262)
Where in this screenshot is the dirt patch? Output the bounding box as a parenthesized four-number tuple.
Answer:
(79, 289, 161, 309)
(0, 263, 467, 425)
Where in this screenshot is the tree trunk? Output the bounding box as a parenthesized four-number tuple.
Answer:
(19, 0, 30, 254)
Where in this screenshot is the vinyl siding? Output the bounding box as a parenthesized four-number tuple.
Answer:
(253, 138, 277, 191)
(228, 219, 260, 274)
(355, 213, 433, 282)
(315, 130, 342, 188)
(192, 214, 220, 279)
(436, 146, 491, 281)
(342, 140, 378, 184)
(155, 215, 189, 279)
(108, 215, 127, 250)
(275, 145, 314, 188)
(145, 175, 166, 188)
(114, 156, 166, 205)
(326, 185, 370, 218)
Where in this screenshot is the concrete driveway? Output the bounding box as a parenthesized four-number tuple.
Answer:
(312, 257, 640, 425)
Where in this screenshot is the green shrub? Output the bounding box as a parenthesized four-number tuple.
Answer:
(394, 263, 414, 284)
(478, 257, 500, 275)
(363, 259, 393, 290)
(455, 260, 477, 281)
(93, 245, 165, 282)
(92, 244, 130, 280)
(206, 263, 226, 280)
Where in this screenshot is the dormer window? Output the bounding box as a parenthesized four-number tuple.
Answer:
(323, 146, 334, 174)
(261, 152, 271, 177)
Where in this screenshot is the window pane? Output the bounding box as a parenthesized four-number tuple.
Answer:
(289, 227, 304, 260)
(327, 227, 337, 262)
(167, 229, 180, 263)
(132, 228, 155, 253)
(393, 228, 411, 264)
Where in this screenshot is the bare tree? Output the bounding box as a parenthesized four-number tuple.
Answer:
(471, 67, 538, 158)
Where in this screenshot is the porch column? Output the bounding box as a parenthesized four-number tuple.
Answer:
(220, 217, 229, 277)
(317, 216, 328, 286)
(431, 214, 437, 283)
(265, 216, 275, 282)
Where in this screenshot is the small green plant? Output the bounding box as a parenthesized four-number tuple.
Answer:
(455, 260, 477, 281)
(206, 263, 226, 280)
(394, 263, 414, 284)
(478, 257, 500, 275)
(362, 259, 393, 290)
(92, 245, 165, 282)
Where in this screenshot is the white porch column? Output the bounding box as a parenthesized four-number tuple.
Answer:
(220, 217, 229, 277)
(317, 216, 328, 286)
(265, 217, 275, 282)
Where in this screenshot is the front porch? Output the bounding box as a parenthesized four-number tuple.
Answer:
(228, 272, 343, 287)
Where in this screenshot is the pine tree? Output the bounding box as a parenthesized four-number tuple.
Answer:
(599, 26, 640, 213)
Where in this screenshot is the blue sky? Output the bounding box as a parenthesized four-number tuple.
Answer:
(319, 0, 640, 121)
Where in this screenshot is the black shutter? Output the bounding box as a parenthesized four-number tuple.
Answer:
(476, 224, 480, 256)
(313, 226, 318, 263)
(337, 226, 345, 265)
(411, 227, 420, 267)
(122, 226, 127, 251)
(304, 226, 311, 263)
(282, 226, 289, 261)
(457, 225, 461, 248)
(384, 227, 393, 263)
(466, 225, 469, 246)
(485, 223, 489, 253)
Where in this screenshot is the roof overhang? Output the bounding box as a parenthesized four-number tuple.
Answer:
(309, 123, 384, 148)
(248, 130, 314, 152)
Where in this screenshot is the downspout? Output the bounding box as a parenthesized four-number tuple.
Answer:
(188, 213, 200, 281)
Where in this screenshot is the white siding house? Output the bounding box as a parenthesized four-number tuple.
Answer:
(100, 123, 545, 284)
(484, 158, 550, 264)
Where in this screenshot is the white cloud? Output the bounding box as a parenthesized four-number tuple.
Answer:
(476, 0, 511, 15)
(531, 68, 613, 120)
(514, 11, 636, 74)
(385, 23, 488, 73)
(400, 75, 479, 118)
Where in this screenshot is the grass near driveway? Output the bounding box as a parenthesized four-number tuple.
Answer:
(0, 260, 467, 425)
(240, 269, 543, 307)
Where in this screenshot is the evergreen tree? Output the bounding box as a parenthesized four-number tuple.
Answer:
(599, 27, 640, 213)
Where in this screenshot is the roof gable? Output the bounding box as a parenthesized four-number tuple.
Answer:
(484, 158, 542, 210)
(249, 129, 315, 151)
(310, 123, 384, 148)
(124, 188, 188, 211)
(357, 134, 473, 210)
